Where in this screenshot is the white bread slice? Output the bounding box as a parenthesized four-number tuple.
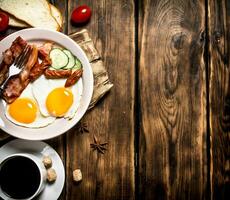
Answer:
(9, 14, 29, 28)
(49, 4, 63, 28)
(0, 0, 60, 30)
(8, 3, 63, 29)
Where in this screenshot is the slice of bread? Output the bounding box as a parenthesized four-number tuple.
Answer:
(9, 14, 29, 28)
(8, 3, 63, 29)
(49, 4, 63, 28)
(0, 0, 60, 30)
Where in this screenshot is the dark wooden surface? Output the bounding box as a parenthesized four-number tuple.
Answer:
(0, 0, 229, 199)
(209, 0, 230, 199)
(138, 0, 207, 199)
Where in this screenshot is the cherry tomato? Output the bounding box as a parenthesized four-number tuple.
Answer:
(0, 12, 9, 32)
(71, 5, 91, 24)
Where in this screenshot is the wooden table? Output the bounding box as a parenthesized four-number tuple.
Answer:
(0, 0, 229, 199)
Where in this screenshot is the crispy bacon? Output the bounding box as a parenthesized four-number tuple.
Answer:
(0, 62, 9, 86)
(2, 75, 30, 104)
(10, 36, 27, 58)
(3, 49, 13, 65)
(19, 45, 38, 82)
(2, 36, 27, 66)
(0, 37, 37, 103)
(65, 69, 83, 87)
(0, 36, 27, 85)
(44, 69, 72, 79)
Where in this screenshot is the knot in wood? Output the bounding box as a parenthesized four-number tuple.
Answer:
(172, 33, 186, 50)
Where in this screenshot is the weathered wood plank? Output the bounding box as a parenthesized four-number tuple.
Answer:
(209, 0, 230, 199)
(66, 0, 135, 199)
(138, 0, 207, 199)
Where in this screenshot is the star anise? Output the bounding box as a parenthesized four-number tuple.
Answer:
(78, 121, 89, 134)
(90, 135, 108, 154)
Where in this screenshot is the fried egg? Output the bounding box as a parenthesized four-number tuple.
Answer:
(32, 75, 83, 120)
(5, 84, 56, 128)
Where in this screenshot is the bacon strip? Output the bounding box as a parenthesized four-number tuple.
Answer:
(65, 69, 83, 87)
(2, 75, 30, 104)
(44, 69, 72, 79)
(0, 36, 27, 85)
(0, 37, 30, 103)
(10, 36, 27, 58)
(1, 39, 40, 103)
(19, 45, 38, 82)
(0, 62, 9, 86)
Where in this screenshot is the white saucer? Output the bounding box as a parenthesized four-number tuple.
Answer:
(0, 139, 65, 200)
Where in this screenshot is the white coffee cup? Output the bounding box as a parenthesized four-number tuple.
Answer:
(0, 153, 47, 200)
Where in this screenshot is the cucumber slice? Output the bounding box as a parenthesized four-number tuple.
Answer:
(50, 48, 69, 69)
(73, 58, 82, 70)
(63, 50, 75, 69)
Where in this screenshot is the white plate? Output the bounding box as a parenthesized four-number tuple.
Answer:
(0, 139, 65, 200)
(0, 28, 93, 140)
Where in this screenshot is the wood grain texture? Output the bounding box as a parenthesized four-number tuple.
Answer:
(65, 0, 135, 199)
(138, 0, 207, 199)
(2, 0, 230, 199)
(209, 0, 230, 199)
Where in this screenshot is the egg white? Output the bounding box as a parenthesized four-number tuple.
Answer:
(32, 75, 83, 120)
(5, 84, 56, 128)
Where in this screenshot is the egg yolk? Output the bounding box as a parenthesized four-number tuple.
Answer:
(8, 98, 37, 124)
(46, 87, 73, 117)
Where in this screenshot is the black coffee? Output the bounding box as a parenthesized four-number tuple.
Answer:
(0, 156, 41, 199)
